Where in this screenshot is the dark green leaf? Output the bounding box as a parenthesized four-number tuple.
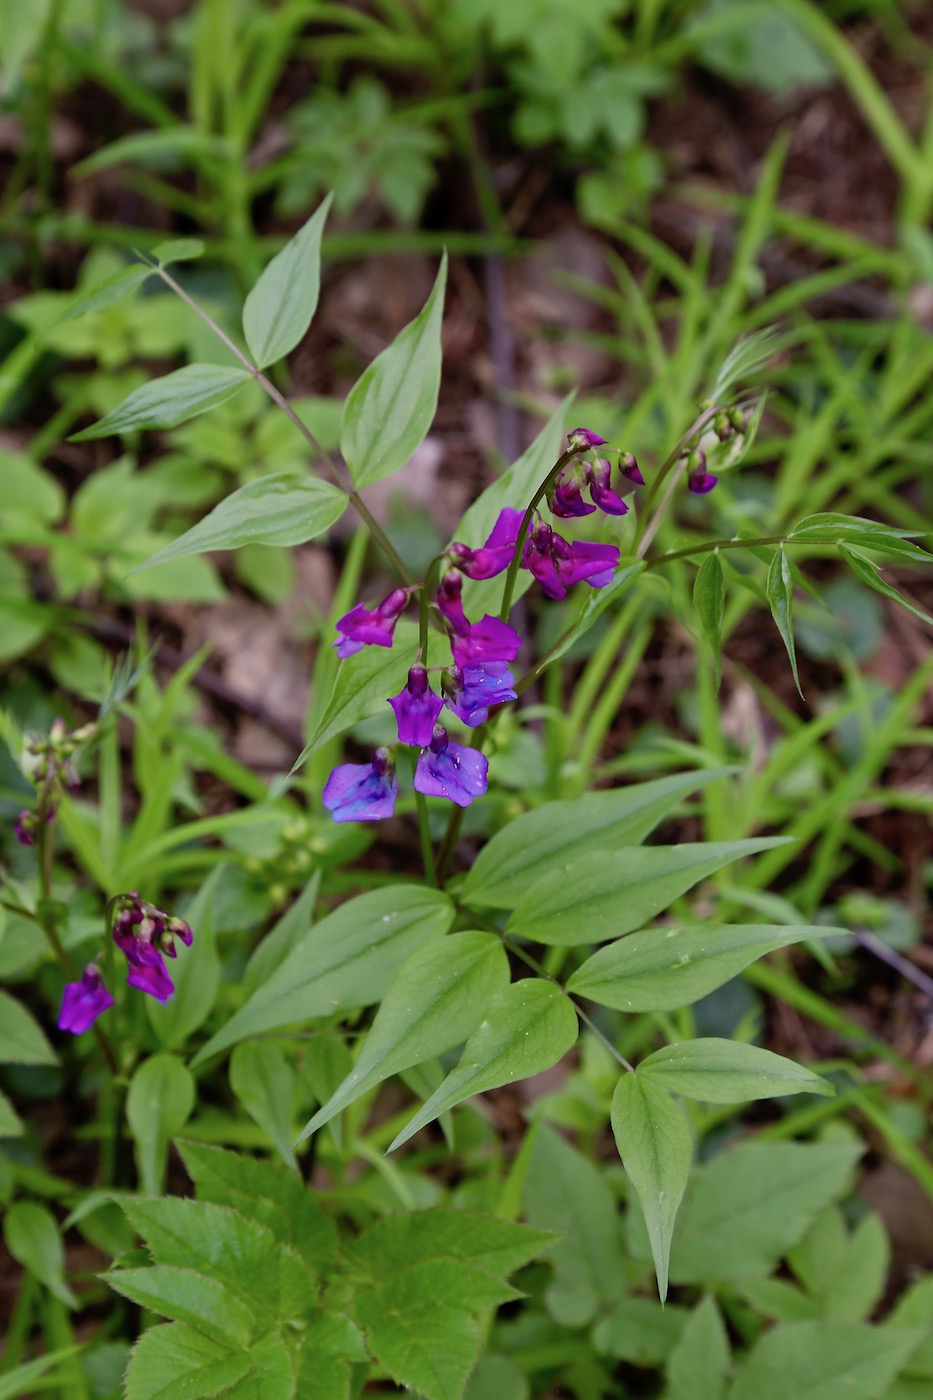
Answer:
(0, 990, 57, 1065)
(126, 1054, 195, 1196)
(103, 1266, 257, 1346)
(3, 1201, 76, 1307)
(638, 1038, 833, 1102)
(230, 1041, 298, 1169)
(767, 546, 803, 698)
(69, 364, 252, 440)
(242, 195, 332, 368)
(729, 1321, 923, 1400)
(123, 1324, 249, 1400)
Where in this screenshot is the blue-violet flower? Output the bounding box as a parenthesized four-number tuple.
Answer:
(414, 726, 488, 807)
(389, 665, 444, 746)
(443, 662, 517, 726)
(58, 964, 114, 1035)
(334, 588, 408, 659)
(323, 747, 398, 823)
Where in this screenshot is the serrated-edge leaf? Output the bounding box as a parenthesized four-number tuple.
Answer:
(388, 979, 578, 1153)
(839, 544, 933, 626)
(133, 472, 347, 573)
(69, 364, 252, 441)
(242, 194, 332, 368)
(610, 1074, 692, 1302)
(728, 1320, 924, 1400)
(694, 551, 725, 690)
(124, 1323, 250, 1400)
(0, 990, 58, 1066)
(102, 1265, 258, 1346)
(767, 546, 803, 698)
(638, 1039, 834, 1103)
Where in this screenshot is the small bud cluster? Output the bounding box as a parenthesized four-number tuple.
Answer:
(685, 405, 748, 494)
(15, 718, 97, 846)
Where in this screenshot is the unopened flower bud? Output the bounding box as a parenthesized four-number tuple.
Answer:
(728, 406, 747, 433)
(618, 453, 644, 486)
(713, 412, 733, 442)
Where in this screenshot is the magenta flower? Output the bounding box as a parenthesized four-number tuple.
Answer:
(688, 469, 718, 494)
(619, 453, 644, 486)
(436, 571, 521, 665)
(522, 522, 619, 600)
(589, 459, 629, 516)
(58, 964, 114, 1035)
(414, 727, 488, 807)
(334, 588, 408, 659)
(549, 466, 596, 519)
(113, 912, 174, 1002)
(322, 747, 397, 823)
(567, 427, 607, 451)
(389, 665, 444, 746)
(443, 663, 517, 727)
(448, 509, 523, 580)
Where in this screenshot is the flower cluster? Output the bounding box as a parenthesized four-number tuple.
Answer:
(323, 428, 647, 823)
(56, 892, 194, 1036)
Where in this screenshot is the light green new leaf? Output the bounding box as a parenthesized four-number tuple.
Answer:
(767, 546, 803, 698)
(124, 1323, 250, 1400)
(230, 1041, 298, 1170)
(728, 1321, 923, 1400)
(610, 1074, 692, 1302)
(3, 1201, 77, 1308)
(0, 990, 57, 1065)
(293, 620, 420, 767)
(133, 472, 347, 572)
(69, 364, 252, 440)
(126, 1054, 195, 1196)
(242, 195, 332, 368)
(840, 545, 933, 627)
(389, 979, 579, 1152)
(193, 886, 455, 1064)
(146, 867, 221, 1048)
(694, 551, 725, 690)
(297, 930, 509, 1141)
(346, 1209, 552, 1284)
(638, 1039, 833, 1103)
(568, 923, 845, 1012)
(103, 1266, 257, 1347)
(462, 768, 736, 909)
(506, 837, 789, 945)
(666, 1296, 729, 1400)
(341, 254, 447, 487)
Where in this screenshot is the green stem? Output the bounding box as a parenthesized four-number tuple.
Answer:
(498, 449, 576, 621)
(413, 784, 438, 890)
(152, 264, 413, 584)
(419, 556, 445, 662)
(645, 533, 787, 570)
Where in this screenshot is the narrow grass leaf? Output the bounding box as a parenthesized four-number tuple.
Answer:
(242, 195, 332, 368)
(69, 364, 252, 440)
(638, 1039, 834, 1102)
(839, 545, 933, 626)
(610, 1074, 692, 1302)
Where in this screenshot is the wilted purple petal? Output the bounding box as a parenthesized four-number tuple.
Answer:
(450, 615, 521, 666)
(567, 427, 607, 451)
(449, 508, 523, 580)
(444, 663, 517, 727)
(589, 459, 629, 517)
(334, 588, 408, 657)
(58, 965, 114, 1035)
(322, 748, 398, 823)
(388, 666, 444, 746)
(414, 728, 488, 807)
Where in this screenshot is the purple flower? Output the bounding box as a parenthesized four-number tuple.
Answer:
(567, 427, 607, 451)
(436, 571, 521, 666)
(688, 470, 718, 494)
(58, 964, 114, 1035)
(322, 748, 398, 823)
(619, 453, 644, 486)
(414, 727, 488, 807)
(113, 913, 175, 1002)
(389, 665, 444, 746)
(522, 522, 619, 600)
(589, 459, 629, 517)
(334, 588, 408, 659)
(549, 466, 596, 519)
(448, 509, 523, 580)
(443, 662, 517, 727)
(14, 811, 35, 846)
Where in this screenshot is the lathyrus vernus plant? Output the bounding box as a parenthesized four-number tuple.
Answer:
(6, 197, 932, 1400)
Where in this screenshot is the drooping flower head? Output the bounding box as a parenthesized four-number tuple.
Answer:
(567, 427, 607, 451)
(589, 459, 629, 517)
(389, 665, 444, 746)
(618, 452, 644, 486)
(322, 747, 398, 823)
(333, 588, 408, 659)
(548, 464, 596, 519)
(448, 509, 523, 580)
(522, 521, 620, 600)
(442, 662, 517, 727)
(111, 893, 195, 1003)
(414, 726, 488, 807)
(686, 450, 718, 495)
(58, 964, 114, 1035)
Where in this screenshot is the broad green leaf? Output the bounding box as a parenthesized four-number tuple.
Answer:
(176, 1141, 339, 1278)
(57, 265, 152, 325)
(524, 1123, 631, 1326)
(124, 1323, 250, 1400)
(294, 1348, 351, 1400)
(152, 238, 205, 266)
(544, 559, 645, 665)
(666, 1140, 862, 1284)
(297, 930, 509, 1141)
(694, 551, 725, 690)
(242, 195, 332, 368)
(243, 872, 320, 995)
(388, 979, 578, 1152)
(0, 990, 57, 1065)
(3, 1201, 77, 1307)
(341, 255, 447, 488)
(146, 867, 221, 1048)
(126, 1054, 195, 1196)
(767, 546, 803, 698)
(193, 886, 455, 1064)
(592, 1297, 688, 1364)
(230, 1041, 298, 1169)
(133, 472, 347, 572)
(293, 621, 420, 767)
(666, 1296, 729, 1400)
(464, 1355, 529, 1400)
(0, 1087, 24, 1137)
(568, 923, 844, 1012)
(506, 837, 789, 945)
(69, 364, 252, 440)
(0, 1348, 81, 1400)
(611, 1074, 692, 1302)
(728, 1321, 923, 1400)
(638, 1039, 833, 1102)
(354, 1272, 480, 1400)
(840, 545, 933, 627)
(103, 1266, 257, 1346)
(346, 1209, 551, 1286)
(462, 768, 735, 908)
(789, 1208, 888, 1323)
(216, 1331, 296, 1399)
(741, 1278, 817, 1323)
